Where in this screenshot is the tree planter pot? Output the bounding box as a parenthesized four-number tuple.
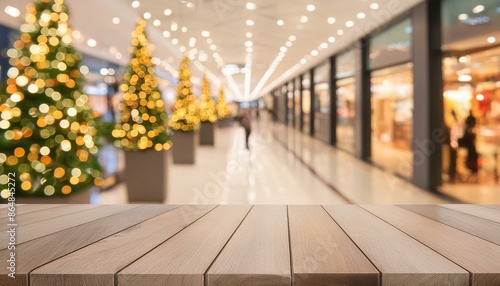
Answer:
(125, 149, 168, 203)
(172, 131, 197, 164)
(10, 188, 92, 204)
(217, 117, 233, 128)
(200, 122, 215, 146)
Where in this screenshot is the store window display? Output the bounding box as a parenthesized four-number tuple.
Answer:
(336, 49, 356, 153)
(314, 62, 331, 143)
(287, 82, 294, 126)
(442, 0, 500, 185)
(302, 73, 311, 135)
(294, 77, 301, 130)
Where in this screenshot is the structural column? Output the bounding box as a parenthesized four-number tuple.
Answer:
(329, 56, 337, 146)
(299, 75, 304, 131)
(354, 39, 371, 160)
(412, 0, 443, 192)
(309, 69, 315, 136)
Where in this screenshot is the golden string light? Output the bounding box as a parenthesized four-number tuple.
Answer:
(215, 84, 231, 119)
(198, 75, 218, 123)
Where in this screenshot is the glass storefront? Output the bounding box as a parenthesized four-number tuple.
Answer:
(294, 77, 301, 130)
(371, 64, 414, 179)
(336, 49, 356, 153)
(336, 77, 356, 153)
(442, 0, 500, 185)
(287, 81, 294, 126)
(302, 72, 311, 134)
(314, 62, 331, 143)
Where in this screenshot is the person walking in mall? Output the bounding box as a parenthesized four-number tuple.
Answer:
(458, 111, 479, 182)
(241, 110, 252, 150)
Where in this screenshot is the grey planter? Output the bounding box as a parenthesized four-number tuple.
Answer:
(172, 131, 197, 164)
(125, 149, 168, 203)
(200, 122, 215, 146)
(217, 117, 233, 128)
(11, 188, 92, 204)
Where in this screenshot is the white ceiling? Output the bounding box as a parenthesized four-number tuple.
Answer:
(0, 0, 424, 101)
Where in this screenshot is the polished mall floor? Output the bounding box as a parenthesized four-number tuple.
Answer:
(94, 113, 500, 205)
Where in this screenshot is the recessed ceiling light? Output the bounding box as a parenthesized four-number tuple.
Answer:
(357, 12, 366, 19)
(472, 5, 485, 13)
(246, 19, 254, 26)
(300, 58, 307, 64)
(346, 21, 354, 27)
(311, 50, 318, 56)
(143, 12, 151, 19)
(246, 32, 253, 38)
(247, 47, 253, 53)
(300, 16, 308, 23)
(163, 31, 171, 38)
(172, 38, 179, 45)
(181, 26, 188, 32)
(320, 42, 328, 49)
(285, 41, 292, 47)
(245, 41, 253, 47)
(180, 46, 186, 52)
(337, 29, 344, 36)
(186, 2, 194, 8)
(164, 9, 172, 16)
(328, 17, 336, 24)
(87, 39, 97, 47)
(289, 35, 296, 41)
(131, 1, 140, 8)
(488, 36, 497, 44)
(202, 31, 210, 37)
(4, 6, 20, 17)
(210, 44, 217, 50)
(280, 46, 288, 52)
(307, 4, 315, 11)
(207, 38, 213, 44)
(115, 53, 123, 60)
(246, 2, 256, 10)
(153, 19, 161, 26)
(328, 36, 336, 43)
(277, 19, 284, 26)
(171, 21, 178, 31)
(112, 17, 120, 24)
(370, 3, 379, 10)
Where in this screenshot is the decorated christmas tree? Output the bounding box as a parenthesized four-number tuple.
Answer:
(0, 0, 103, 198)
(215, 84, 231, 119)
(112, 18, 170, 152)
(198, 75, 218, 123)
(169, 56, 200, 132)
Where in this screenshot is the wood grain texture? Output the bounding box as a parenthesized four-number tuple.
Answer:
(0, 205, 135, 248)
(30, 205, 215, 286)
(0, 204, 99, 231)
(0, 205, 174, 286)
(0, 204, 64, 219)
(401, 205, 500, 246)
(288, 205, 379, 286)
(440, 205, 500, 223)
(323, 205, 468, 286)
(362, 205, 500, 286)
(118, 205, 251, 286)
(482, 205, 500, 211)
(206, 205, 291, 286)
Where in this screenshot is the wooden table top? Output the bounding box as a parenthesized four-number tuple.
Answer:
(1, 204, 500, 286)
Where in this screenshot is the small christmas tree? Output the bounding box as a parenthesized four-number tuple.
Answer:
(215, 84, 231, 119)
(169, 56, 200, 132)
(112, 18, 170, 152)
(198, 75, 217, 123)
(0, 0, 102, 198)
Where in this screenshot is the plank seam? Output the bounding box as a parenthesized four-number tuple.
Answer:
(286, 206, 294, 286)
(321, 205, 383, 286)
(111, 205, 220, 286)
(359, 205, 473, 286)
(203, 205, 254, 286)
(26, 205, 176, 286)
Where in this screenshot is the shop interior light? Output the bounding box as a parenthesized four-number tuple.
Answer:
(4, 6, 20, 17)
(472, 5, 485, 13)
(458, 75, 472, 82)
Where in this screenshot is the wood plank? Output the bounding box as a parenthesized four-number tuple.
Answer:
(401, 205, 500, 246)
(361, 205, 500, 286)
(0, 204, 64, 219)
(440, 205, 500, 223)
(288, 205, 379, 286)
(206, 205, 291, 286)
(481, 205, 500, 211)
(0, 205, 136, 248)
(323, 205, 468, 286)
(30, 205, 215, 286)
(0, 204, 99, 232)
(118, 205, 251, 286)
(0, 205, 175, 286)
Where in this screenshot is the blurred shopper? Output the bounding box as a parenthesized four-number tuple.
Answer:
(241, 110, 252, 150)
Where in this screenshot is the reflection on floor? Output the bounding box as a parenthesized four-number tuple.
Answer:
(99, 113, 465, 205)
